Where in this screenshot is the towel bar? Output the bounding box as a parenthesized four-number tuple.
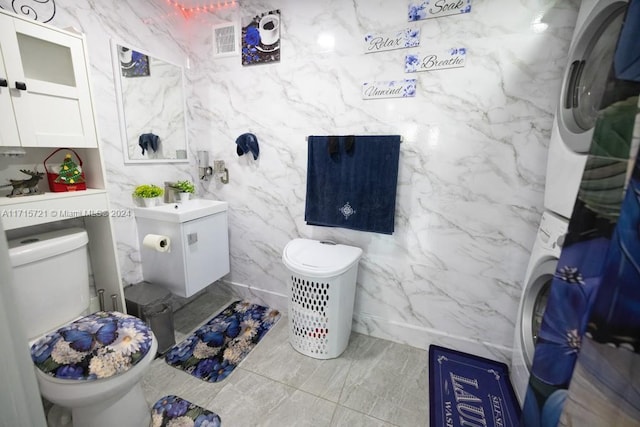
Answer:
(305, 136, 403, 142)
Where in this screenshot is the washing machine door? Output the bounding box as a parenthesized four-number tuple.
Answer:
(557, 0, 628, 154)
(520, 258, 557, 370)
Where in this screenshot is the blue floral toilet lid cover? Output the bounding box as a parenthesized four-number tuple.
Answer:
(30, 311, 153, 381)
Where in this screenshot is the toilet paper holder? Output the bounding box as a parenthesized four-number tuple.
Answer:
(143, 234, 171, 252)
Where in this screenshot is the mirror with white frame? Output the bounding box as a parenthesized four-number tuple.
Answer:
(111, 41, 189, 163)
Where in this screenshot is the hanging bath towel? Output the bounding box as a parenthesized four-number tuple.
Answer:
(305, 135, 401, 234)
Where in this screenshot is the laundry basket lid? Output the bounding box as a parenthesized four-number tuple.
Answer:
(282, 238, 363, 278)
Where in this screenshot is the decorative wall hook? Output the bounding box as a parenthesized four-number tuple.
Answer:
(220, 168, 229, 184)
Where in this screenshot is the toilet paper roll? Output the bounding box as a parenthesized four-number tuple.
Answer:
(142, 234, 170, 252)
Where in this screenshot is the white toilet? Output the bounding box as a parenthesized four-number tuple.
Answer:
(8, 228, 158, 427)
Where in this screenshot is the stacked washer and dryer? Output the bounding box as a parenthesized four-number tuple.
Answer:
(510, 0, 631, 405)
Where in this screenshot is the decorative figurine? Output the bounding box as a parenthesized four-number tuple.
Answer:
(1, 169, 45, 197)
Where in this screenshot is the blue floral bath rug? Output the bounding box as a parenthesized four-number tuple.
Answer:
(429, 345, 521, 427)
(164, 300, 281, 382)
(151, 395, 221, 427)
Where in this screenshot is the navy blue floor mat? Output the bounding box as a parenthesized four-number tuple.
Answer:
(429, 345, 521, 427)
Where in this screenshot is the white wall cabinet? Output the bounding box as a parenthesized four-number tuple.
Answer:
(0, 43, 20, 147)
(0, 9, 123, 310)
(0, 12, 97, 148)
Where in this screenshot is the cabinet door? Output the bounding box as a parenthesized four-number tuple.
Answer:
(0, 14, 97, 147)
(0, 33, 20, 147)
(183, 213, 230, 297)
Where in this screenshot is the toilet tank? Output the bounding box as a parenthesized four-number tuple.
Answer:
(8, 228, 90, 340)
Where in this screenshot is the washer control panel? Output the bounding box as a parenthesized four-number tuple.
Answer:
(538, 211, 569, 254)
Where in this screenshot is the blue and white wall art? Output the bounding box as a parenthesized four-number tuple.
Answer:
(364, 28, 420, 54)
(242, 10, 280, 66)
(405, 48, 466, 72)
(362, 79, 417, 100)
(408, 0, 472, 21)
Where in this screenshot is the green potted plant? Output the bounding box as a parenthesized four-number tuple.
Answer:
(171, 180, 195, 202)
(133, 184, 164, 207)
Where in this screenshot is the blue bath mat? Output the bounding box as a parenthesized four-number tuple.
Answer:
(164, 300, 281, 382)
(151, 395, 221, 426)
(429, 345, 521, 427)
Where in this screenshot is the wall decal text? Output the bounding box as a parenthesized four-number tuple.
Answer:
(364, 28, 420, 54)
(408, 0, 472, 21)
(405, 48, 466, 72)
(362, 79, 417, 99)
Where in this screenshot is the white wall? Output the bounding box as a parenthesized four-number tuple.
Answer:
(0, 0, 579, 362)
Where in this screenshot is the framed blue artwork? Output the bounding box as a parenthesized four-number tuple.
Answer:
(242, 10, 280, 66)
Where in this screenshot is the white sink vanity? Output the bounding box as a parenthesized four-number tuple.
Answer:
(134, 199, 230, 298)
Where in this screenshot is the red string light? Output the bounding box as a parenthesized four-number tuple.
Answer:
(163, 1, 238, 15)
(147, 0, 237, 23)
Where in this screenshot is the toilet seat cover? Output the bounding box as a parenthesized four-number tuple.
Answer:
(30, 311, 153, 381)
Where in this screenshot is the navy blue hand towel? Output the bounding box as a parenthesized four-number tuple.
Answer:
(235, 133, 260, 160)
(305, 135, 401, 234)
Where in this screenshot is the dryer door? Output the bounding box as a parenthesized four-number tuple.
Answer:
(557, 0, 628, 154)
(520, 258, 557, 370)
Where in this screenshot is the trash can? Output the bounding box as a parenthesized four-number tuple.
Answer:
(282, 239, 363, 359)
(124, 281, 176, 354)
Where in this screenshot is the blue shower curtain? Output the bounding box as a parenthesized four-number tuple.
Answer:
(521, 151, 640, 426)
(558, 152, 640, 424)
(521, 2, 640, 424)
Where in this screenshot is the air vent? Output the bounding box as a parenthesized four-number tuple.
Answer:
(212, 22, 239, 57)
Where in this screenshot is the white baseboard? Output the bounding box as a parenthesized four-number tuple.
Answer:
(352, 312, 513, 364)
(222, 280, 513, 364)
(219, 280, 288, 311)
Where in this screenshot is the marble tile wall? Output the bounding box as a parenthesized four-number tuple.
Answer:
(180, 0, 580, 361)
(0, 0, 579, 360)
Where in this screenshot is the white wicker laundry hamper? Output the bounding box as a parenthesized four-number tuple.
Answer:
(282, 238, 362, 359)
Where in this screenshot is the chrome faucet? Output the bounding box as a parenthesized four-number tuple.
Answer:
(164, 181, 178, 203)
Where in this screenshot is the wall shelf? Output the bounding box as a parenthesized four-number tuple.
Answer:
(0, 189, 109, 230)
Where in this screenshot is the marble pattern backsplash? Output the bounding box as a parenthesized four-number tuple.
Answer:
(0, 0, 579, 360)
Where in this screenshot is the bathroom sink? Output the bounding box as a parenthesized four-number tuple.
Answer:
(134, 199, 228, 223)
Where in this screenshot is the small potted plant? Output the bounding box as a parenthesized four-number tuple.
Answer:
(171, 180, 195, 202)
(133, 184, 164, 207)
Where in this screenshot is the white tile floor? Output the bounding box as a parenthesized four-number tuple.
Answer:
(142, 291, 430, 427)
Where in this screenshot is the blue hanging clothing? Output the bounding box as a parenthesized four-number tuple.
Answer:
(139, 133, 159, 155)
